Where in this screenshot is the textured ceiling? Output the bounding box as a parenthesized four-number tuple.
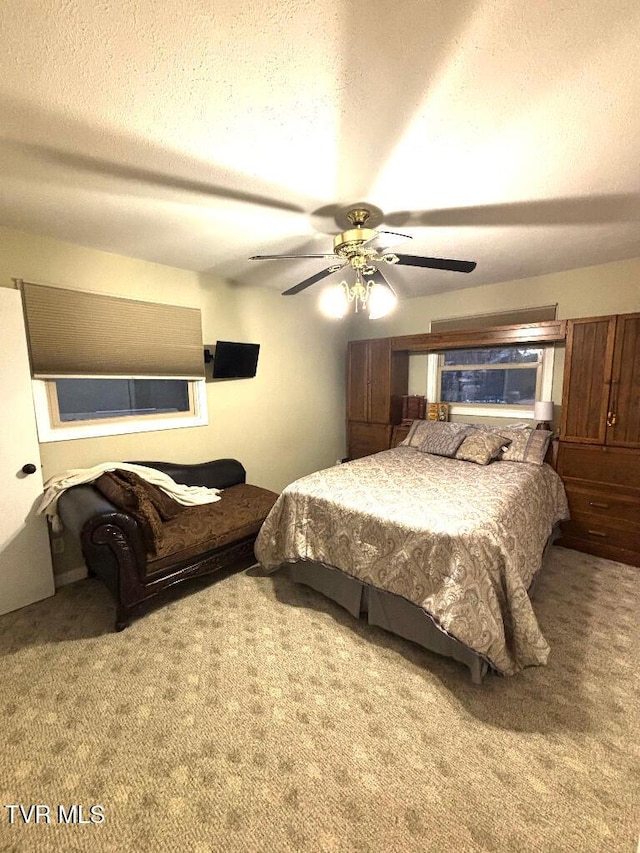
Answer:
(1, 0, 640, 299)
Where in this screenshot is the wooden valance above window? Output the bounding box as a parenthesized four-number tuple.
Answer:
(391, 320, 566, 353)
(20, 282, 204, 379)
(430, 304, 557, 333)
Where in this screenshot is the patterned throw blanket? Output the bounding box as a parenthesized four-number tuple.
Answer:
(38, 462, 221, 533)
(255, 447, 569, 675)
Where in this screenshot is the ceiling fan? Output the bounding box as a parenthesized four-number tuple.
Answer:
(249, 206, 476, 316)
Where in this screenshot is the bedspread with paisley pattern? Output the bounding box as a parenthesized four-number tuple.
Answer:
(255, 447, 569, 675)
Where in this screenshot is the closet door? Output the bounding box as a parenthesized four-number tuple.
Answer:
(606, 312, 640, 447)
(560, 316, 616, 444)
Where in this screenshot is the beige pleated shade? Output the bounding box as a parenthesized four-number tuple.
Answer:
(21, 282, 204, 378)
(430, 305, 557, 333)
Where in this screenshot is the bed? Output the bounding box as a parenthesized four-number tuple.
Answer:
(254, 422, 569, 682)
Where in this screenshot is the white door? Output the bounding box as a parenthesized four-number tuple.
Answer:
(0, 287, 55, 615)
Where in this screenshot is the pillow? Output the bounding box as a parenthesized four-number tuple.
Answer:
(400, 420, 470, 457)
(501, 428, 552, 465)
(94, 470, 165, 553)
(475, 426, 552, 465)
(455, 430, 512, 465)
(398, 419, 423, 446)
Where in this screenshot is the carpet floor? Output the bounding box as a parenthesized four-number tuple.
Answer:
(0, 546, 638, 853)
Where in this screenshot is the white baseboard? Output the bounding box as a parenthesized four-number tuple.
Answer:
(54, 566, 88, 588)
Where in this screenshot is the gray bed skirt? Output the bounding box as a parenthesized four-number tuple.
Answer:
(281, 560, 490, 684)
(274, 527, 560, 684)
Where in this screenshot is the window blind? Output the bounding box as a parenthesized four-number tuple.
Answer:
(430, 305, 557, 333)
(21, 282, 204, 379)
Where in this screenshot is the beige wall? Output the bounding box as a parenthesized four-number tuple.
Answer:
(348, 255, 640, 339)
(196, 275, 348, 489)
(0, 227, 348, 573)
(347, 255, 640, 425)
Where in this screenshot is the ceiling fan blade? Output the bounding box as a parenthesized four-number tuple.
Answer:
(396, 254, 476, 273)
(366, 267, 397, 295)
(361, 229, 412, 253)
(250, 253, 338, 260)
(282, 265, 344, 296)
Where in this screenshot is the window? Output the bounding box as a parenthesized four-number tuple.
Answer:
(52, 378, 191, 423)
(440, 347, 542, 405)
(427, 345, 554, 418)
(33, 378, 207, 442)
(20, 280, 208, 442)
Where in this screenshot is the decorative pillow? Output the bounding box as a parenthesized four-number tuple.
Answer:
(455, 430, 512, 465)
(94, 470, 165, 553)
(476, 426, 552, 465)
(400, 420, 470, 457)
(501, 429, 552, 465)
(398, 419, 424, 446)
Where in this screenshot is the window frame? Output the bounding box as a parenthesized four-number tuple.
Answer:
(32, 377, 208, 442)
(426, 344, 554, 419)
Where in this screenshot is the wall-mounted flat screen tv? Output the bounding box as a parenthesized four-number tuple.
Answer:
(212, 340, 260, 379)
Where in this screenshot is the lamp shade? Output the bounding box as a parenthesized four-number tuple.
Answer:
(534, 401, 554, 422)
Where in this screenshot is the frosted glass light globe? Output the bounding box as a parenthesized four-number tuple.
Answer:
(319, 284, 349, 319)
(367, 283, 397, 319)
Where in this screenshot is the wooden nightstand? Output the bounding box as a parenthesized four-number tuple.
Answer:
(391, 423, 412, 448)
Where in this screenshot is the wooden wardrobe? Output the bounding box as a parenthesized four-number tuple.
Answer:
(557, 312, 640, 566)
(346, 338, 408, 459)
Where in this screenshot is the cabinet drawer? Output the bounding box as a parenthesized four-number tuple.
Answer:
(562, 515, 640, 552)
(564, 485, 640, 527)
(348, 422, 392, 459)
(557, 443, 640, 489)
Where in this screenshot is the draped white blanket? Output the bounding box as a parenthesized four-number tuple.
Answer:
(38, 462, 221, 532)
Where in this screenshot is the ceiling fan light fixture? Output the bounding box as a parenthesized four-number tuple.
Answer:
(319, 270, 397, 320)
(319, 283, 349, 319)
(367, 281, 398, 320)
(346, 268, 373, 314)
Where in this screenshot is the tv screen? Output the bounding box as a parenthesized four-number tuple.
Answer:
(212, 341, 260, 379)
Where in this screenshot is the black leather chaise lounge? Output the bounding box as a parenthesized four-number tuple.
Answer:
(58, 458, 278, 630)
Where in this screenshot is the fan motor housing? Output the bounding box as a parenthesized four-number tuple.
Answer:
(333, 227, 376, 257)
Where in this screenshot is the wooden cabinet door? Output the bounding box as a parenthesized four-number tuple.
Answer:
(607, 312, 640, 447)
(560, 317, 616, 444)
(346, 340, 369, 422)
(346, 338, 408, 430)
(368, 338, 392, 423)
(348, 422, 392, 459)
